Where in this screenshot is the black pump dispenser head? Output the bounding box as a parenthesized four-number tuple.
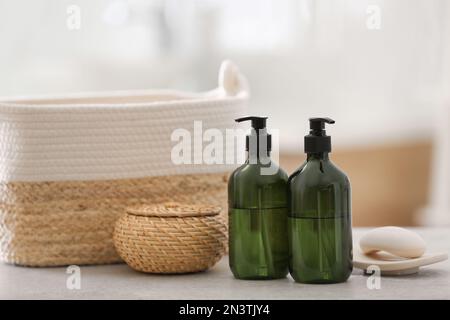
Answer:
(304, 117, 335, 153)
(235, 116, 271, 152)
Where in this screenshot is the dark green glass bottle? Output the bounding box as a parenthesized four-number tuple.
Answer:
(228, 116, 289, 280)
(288, 118, 352, 284)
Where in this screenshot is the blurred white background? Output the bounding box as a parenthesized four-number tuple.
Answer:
(1, 0, 448, 148)
(1, 0, 450, 225)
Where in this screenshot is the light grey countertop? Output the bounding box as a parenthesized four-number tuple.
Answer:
(1, 228, 449, 300)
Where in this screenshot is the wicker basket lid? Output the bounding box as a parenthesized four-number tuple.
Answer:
(126, 202, 222, 218)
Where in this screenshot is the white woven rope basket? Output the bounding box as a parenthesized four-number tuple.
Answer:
(0, 60, 247, 266)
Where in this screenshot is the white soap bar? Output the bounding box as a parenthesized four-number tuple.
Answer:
(359, 226, 426, 258)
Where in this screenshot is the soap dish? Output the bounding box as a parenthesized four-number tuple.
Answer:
(354, 247, 448, 275)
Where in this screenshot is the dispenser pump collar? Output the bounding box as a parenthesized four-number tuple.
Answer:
(305, 117, 335, 154)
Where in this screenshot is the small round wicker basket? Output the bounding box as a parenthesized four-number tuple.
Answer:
(113, 202, 227, 274)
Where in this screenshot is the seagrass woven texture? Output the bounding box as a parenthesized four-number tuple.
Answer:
(0, 173, 229, 266)
(114, 203, 227, 273)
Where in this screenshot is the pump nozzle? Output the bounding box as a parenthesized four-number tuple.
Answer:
(309, 117, 335, 132)
(235, 116, 267, 130)
(305, 117, 335, 153)
(235, 116, 271, 152)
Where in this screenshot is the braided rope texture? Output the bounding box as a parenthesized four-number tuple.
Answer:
(0, 173, 228, 267)
(114, 203, 227, 273)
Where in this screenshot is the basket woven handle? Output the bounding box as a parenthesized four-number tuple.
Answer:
(218, 60, 249, 97)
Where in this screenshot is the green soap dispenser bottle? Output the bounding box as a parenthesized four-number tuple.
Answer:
(288, 118, 353, 284)
(228, 116, 289, 280)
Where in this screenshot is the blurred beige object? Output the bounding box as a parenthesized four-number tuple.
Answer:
(281, 141, 432, 226)
(114, 203, 227, 274)
(420, 101, 450, 226)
